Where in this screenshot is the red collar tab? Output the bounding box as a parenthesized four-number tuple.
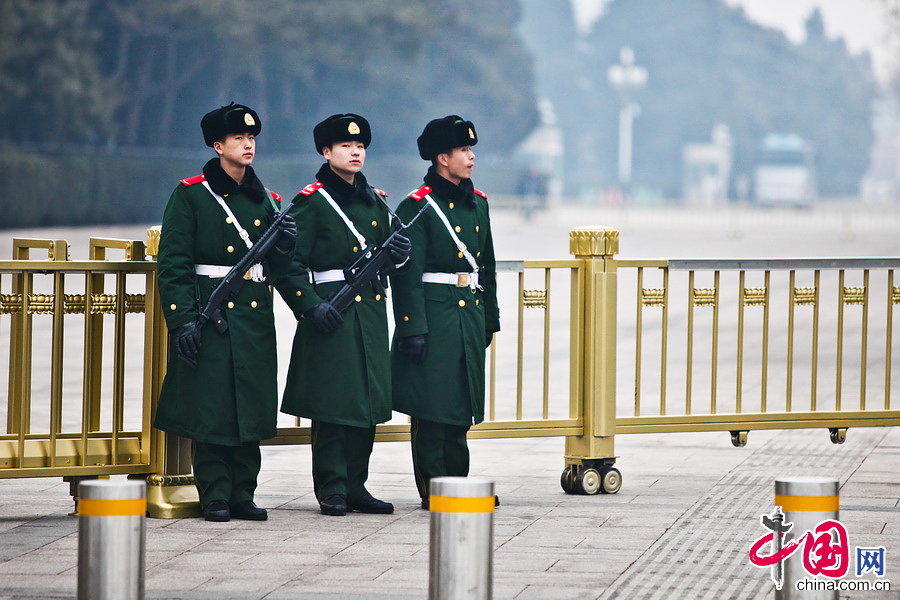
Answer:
(473, 188, 487, 200)
(180, 174, 206, 186)
(270, 191, 282, 203)
(374, 188, 388, 197)
(409, 185, 432, 202)
(300, 182, 324, 196)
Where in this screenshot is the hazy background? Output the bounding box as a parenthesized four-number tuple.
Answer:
(2, 0, 900, 229)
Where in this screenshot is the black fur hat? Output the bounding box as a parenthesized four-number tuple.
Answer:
(200, 102, 261, 147)
(416, 115, 478, 160)
(313, 114, 371, 155)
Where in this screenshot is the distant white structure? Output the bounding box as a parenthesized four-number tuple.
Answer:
(607, 47, 647, 192)
(861, 95, 900, 203)
(753, 133, 816, 206)
(682, 123, 733, 207)
(515, 99, 564, 205)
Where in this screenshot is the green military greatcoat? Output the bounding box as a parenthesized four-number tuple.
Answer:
(155, 160, 290, 446)
(276, 165, 395, 427)
(390, 169, 500, 426)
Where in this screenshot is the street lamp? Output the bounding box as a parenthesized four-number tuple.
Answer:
(607, 47, 647, 193)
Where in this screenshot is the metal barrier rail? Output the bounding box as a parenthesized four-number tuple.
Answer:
(265, 257, 586, 446)
(2, 226, 897, 508)
(0, 237, 159, 478)
(616, 257, 900, 446)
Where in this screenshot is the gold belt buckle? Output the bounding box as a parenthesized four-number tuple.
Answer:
(456, 273, 469, 287)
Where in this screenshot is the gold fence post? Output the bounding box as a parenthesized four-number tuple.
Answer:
(140, 226, 200, 518)
(561, 227, 622, 495)
(7, 239, 69, 436)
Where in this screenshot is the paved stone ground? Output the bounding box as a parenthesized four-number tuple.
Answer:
(1, 427, 899, 599)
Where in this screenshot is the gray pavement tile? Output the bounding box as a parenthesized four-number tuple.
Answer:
(514, 582, 611, 599)
(0, 586, 74, 599)
(840, 482, 900, 498)
(546, 554, 644, 574)
(145, 567, 215, 591)
(0, 555, 76, 576)
(191, 575, 295, 595)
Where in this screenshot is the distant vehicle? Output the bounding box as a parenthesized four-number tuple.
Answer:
(753, 134, 816, 206)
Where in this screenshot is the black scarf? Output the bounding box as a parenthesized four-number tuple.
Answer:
(423, 165, 477, 208)
(202, 158, 266, 204)
(315, 163, 377, 205)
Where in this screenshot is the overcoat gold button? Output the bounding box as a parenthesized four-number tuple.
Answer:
(454, 226, 461, 233)
(169, 303, 176, 310)
(227, 245, 234, 253)
(375, 294, 381, 301)
(228, 301, 235, 308)
(449, 202, 455, 209)
(254, 219, 261, 226)
(476, 299, 480, 305)
(475, 226, 479, 232)
(403, 316, 410, 322)
(371, 220, 378, 227)
(458, 300, 466, 307)
(355, 295, 362, 302)
(251, 301, 258, 308)
(458, 252, 464, 258)
(353, 246, 359, 253)
(295, 290, 302, 296)
(477, 252, 481, 257)
(226, 217, 232, 224)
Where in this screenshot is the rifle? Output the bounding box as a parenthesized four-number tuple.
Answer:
(327, 201, 431, 314)
(198, 197, 298, 334)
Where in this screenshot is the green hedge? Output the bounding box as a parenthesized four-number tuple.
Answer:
(0, 150, 520, 230)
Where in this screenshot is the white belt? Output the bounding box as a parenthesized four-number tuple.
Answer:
(422, 272, 479, 288)
(311, 269, 345, 284)
(195, 264, 232, 278)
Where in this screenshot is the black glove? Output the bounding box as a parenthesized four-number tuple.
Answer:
(305, 300, 344, 333)
(274, 214, 297, 253)
(397, 334, 427, 363)
(384, 233, 411, 264)
(485, 332, 494, 349)
(173, 321, 202, 368)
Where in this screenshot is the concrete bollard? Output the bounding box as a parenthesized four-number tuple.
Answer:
(77, 479, 146, 600)
(775, 477, 840, 600)
(429, 477, 495, 600)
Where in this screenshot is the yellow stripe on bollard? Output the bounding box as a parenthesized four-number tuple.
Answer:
(429, 495, 495, 513)
(775, 494, 839, 512)
(78, 498, 147, 517)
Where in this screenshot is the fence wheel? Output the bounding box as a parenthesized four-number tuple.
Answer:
(829, 428, 847, 445)
(575, 468, 601, 495)
(598, 468, 622, 494)
(560, 467, 577, 494)
(730, 430, 748, 447)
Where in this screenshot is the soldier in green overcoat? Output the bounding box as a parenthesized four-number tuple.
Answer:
(275, 114, 411, 516)
(155, 103, 297, 522)
(390, 116, 501, 509)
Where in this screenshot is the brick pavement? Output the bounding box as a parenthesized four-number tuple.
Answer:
(2, 427, 899, 599)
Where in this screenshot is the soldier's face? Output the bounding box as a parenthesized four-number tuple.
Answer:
(215, 133, 255, 167)
(324, 141, 366, 181)
(440, 146, 475, 183)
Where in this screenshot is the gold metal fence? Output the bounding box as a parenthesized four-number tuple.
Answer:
(1, 227, 897, 512)
(617, 258, 900, 447)
(0, 236, 161, 481)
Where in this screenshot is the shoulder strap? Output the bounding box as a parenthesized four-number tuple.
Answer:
(299, 182, 323, 196)
(317, 186, 368, 250)
(181, 174, 206, 186)
(423, 193, 479, 274)
(200, 181, 264, 282)
(266, 189, 281, 212)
